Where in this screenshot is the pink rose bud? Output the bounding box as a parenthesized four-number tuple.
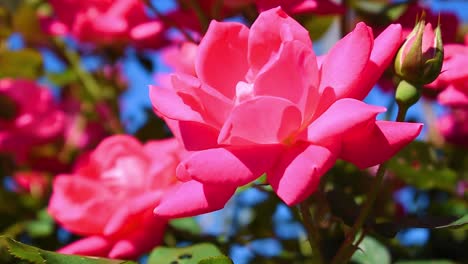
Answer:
(394, 14, 444, 85)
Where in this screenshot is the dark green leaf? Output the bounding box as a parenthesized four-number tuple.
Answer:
(46, 69, 78, 87)
(148, 243, 226, 264)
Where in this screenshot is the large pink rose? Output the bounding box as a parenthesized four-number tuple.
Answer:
(0, 79, 64, 160)
(150, 8, 422, 218)
(48, 135, 184, 259)
(43, 0, 165, 48)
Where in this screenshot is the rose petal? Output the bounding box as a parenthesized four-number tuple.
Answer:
(254, 40, 319, 121)
(177, 146, 282, 185)
(218, 96, 302, 145)
(154, 180, 236, 218)
(196, 21, 249, 98)
(58, 236, 112, 257)
(248, 7, 311, 78)
(319, 22, 373, 100)
(268, 143, 336, 205)
(340, 120, 423, 168)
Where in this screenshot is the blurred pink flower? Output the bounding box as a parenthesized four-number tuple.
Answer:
(0, 79, 64, 160)
(428, 38, 468, 107)
(438, 108, 468, 147)
(150, 8, 422, 218)
(13, 171, 48, 197)
(256, 0, 344, 15)
(43, 0, 166, 48)
(48, 135, 183, 259)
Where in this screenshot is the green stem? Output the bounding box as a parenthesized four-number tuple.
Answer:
(52, 38, 101, 102)
(331, 163, 388, 264)
(331, 97, 414, 263)
(299, 201, 324, 264)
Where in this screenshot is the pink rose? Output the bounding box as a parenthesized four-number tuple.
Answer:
(13, 171, 48, 197)
(256, 0, 344, 15)
(0, 79, 64, 160)
(150, 8, 422, 218)
(428, 39, 468, 107)
(43, 0, 166, 48)
(48, 135, 183, 259)
(438, 108, 468, 147)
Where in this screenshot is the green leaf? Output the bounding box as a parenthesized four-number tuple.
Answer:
(0, 0, 22, 12)
(394, 261, 456, 264)
(170, 217, 201, 235)
(198, 256, 233, 264)
(351, 236, 391, 264)
(435, 214, 468, 230)
(147, 243, 227, 264)
(0, 236, 135, 264)
(0, 49, 43, 79)
(25, 210, 54, 238)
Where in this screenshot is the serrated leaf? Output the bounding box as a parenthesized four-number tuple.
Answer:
(0, 236, 135, 264)
(351, 236, 391, 264)
(148, 243, 226, 264)
(0, 49, 43, 79)
(198, 256, 233, 264)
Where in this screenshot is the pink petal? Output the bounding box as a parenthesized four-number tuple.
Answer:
(154, 180, 236, 218)
(196, 21, 249, 99)
(149, 84, 204, 123)
(176, 120, 220, 151)
(58, 236, 112, 257)
(340, 121, 423, 169)
(176, 146, 282, 185)
(307, 99, 385, 147)
(109, 215, 166, 259)
(319, 22, 373, 100)
(218, 96, 302, 145)
(437, 84, 468, 107)
(103, 191, 162, 236)
(357, 24, 403, 100)
(248, 7, 311, 78)
(48, 176, 116, 235)
(254, 40, 319, 121)
(268, 143, 336, 205)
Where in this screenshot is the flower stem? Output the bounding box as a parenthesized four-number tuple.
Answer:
(330, 163, 388, 264)
(298, 201, 324, 264)
(331, 101, 413, 264)
(52, 38, 101, 102)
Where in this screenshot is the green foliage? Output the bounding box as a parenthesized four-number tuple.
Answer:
(147, 243, 231, 264)
(170, 217, 202, 235)
(0, 236, 136, 264)
(394, 261, 456, 264)
(351, 236, 391, 264)
(0, 49, 43, 79)
(387, 141, 458, 191)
